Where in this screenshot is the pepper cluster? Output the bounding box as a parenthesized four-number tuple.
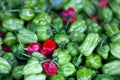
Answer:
(0, 0, 120, 80)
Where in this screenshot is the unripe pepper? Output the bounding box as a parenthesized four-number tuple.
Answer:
(25, 74, 46, 80)
(49, 74, 64, 80)
(95, 74, 114, 80)
(78, 33, 100, 56)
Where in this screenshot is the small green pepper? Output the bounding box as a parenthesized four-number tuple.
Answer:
(102, 60, 120, 76)
(94, 74, 114, 80)
(25, 74, 46, 80)
(69, 31, 85, 42)
(49, 74, 64, 80)
(36, 26, 51, 41)
(17, 29, 38, 44)
(58, 62, 76, 77)
(3, 32, 17, 46)
(12, 65, 24, 80)
(2, 52, 18, 67)
(24, 0, 38, 8)
(78, 33, 100, 56)
(68, 19, 87, 33)
(77, 67, 93, 80)
(54, 33, 70, 46)
(33, 12, 51, 26)
(53, 48, 71, 65)
(86, 54, 102, 69)
(3, 18, 24, 31)
(111, 32, 120, 43)
(19, 8, 35, 21)
(0, 57, 11, 74)
(23, 58, 43, 76)
(110, 42, 120, 59)
(97, 45, 110, 59)
(66, 42, 79, 56)
(104, 23, 119, 37)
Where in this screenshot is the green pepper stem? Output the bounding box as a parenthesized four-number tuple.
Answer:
(0, 0, 6, 10)
(18, 39, 27, 51)
(20, 52, 31, 58)
(65, 15, 72, 30)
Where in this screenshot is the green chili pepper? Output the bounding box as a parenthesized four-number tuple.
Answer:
(24, 74, 46, 80)
(97, 45, 110, 59)
(110, 42, 120, 59)
(54, 33, 70, 46)
(68, 19, 87, 33)
(33, 12, 51, 26)
(104, 23, 119, 37)
(66, 42, 79, 56)
(24, 0, 38, 8)
(36, 26, 51, 41)
(111, 32, 120, 43)
(69, 31, 85, 42)
(17, 29, 38, 44)
(19, 8, 35, 21)
(58, 62, 76, 77)
(86, 19, 101, 33)
(2, 52, 18, 67)
(78, 33, 100, 56)
(0, 57, 11, 74)
(110, 2, 120, 20)
(102, 60, 120, 76)
(94, 74, 114, 80)
(12, 65, 24, 80)
(3, 18, 24, 31)
(23, 58, 43, 76)
(26, 22, 37, 32)
(77, 67, 93, 80)
(3, 32, 17, 46)
(53, 48, 71, 65)
(49, 74, 64, 80)
(86, 54, 102, 69)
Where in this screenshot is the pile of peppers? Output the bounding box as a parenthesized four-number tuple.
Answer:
(0, 0, 120, 80)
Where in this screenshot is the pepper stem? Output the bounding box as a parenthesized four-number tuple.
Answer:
(65, 15, 72, 30)
(18, 39, 27, 50)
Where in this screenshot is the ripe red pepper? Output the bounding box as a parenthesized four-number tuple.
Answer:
(27, 42, 41, 54)
(40, 39, 56, 56)
(60, 7, 76, 24)
(42, 61, 57, 76)
(2, 44, 11, 52)
(98, 0, 108, 8)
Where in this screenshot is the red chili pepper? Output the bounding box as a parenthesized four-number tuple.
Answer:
(42, 61, 57, 76)
(40, 39, 56, 56)
(27, 43, 41, 54)
(98, 0, 108, 8)
(60, 7, 76, 24)
(2, 44, 11, 52)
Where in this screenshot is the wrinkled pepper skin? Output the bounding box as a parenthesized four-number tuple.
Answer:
(54, 33, 70, 45)
(78, 33, 100, 56)
(33, 12, 51, 26)
(0, 57, 11, 74)
(86, 54, 102, 69)
(102, 60, 120, 76)
(68, 19, 87, 33)
(66, 42, 79, 56)
(25, 74, 46, 80)
(94, 74, 114, 80)
(3, 32, 17, 46)
(77, 67, 93, 80)
(12, 65, 24, 80)
(17, 29, 38, 44)
(69, 31, 85, 42)
(110, 2, 120, 20)
(23, 58, 43, 76)
(53, 48, 71, 65)
(111, 32, 120, 43)
(97, 45, 110, 59)
(3, 18, 24, 31)
(110, 42, 120, 59)
(2, 52, 18, 67)
(58, 62, 76, 77)
(104, 23, 119, 37)
(49, 74, 64, 80)
(36, 26, 50, 41)
(19, 8, 35, 21)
